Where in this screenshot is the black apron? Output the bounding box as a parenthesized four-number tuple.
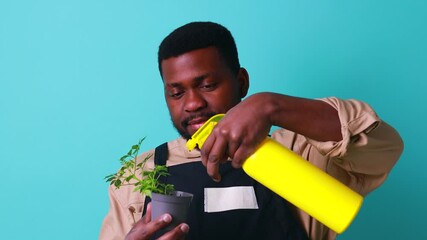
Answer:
(144, 143, 308, 240)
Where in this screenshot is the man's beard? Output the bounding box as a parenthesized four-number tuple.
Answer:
(171, 111, 217, 140)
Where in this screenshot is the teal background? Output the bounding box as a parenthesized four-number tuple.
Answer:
(1, 0, 425, 239)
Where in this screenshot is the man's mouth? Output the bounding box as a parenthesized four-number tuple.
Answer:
(182, 113, 217, 136)
(187, 117, 208, 132)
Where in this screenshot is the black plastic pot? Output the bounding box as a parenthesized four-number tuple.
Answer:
(151, 191, 193, 237)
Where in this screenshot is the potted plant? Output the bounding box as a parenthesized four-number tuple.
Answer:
(105, 137, 193, 235)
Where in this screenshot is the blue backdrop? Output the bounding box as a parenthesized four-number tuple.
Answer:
(1, 1, 425, 239)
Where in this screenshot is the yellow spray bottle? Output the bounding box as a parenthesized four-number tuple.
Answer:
(186, 114, 363, 234)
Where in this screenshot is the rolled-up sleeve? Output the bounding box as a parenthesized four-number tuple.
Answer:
(307, 97, 404, 195)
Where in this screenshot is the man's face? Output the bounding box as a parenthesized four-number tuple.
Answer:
(161, 47, 246, 139)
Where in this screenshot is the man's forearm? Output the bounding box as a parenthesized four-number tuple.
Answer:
(263, 93, 342, 142)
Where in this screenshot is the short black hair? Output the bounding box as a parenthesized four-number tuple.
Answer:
(158, 21, 240, 77)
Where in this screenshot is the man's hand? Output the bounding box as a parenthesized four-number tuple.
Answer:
(200, 92, 341, 182)
(125, 203, 189, 240)
(201, 93, 273, 182)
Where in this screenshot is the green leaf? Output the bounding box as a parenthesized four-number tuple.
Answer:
(105, 176, 115, 183)
(125, 175, 133, 182)
(104, 174, 114, 180)
(114, 179, 122, 188)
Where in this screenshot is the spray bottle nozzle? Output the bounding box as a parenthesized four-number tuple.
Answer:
(186, 114, 225, 151)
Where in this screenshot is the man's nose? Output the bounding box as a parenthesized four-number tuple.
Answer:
(184, 90, 207, 112)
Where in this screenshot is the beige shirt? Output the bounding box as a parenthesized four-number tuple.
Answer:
(99, 97, 403, 240)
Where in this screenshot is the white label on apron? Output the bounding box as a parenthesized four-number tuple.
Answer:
(204, 186, 259, 213)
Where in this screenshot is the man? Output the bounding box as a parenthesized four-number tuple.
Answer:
(100, 21, 403, 240)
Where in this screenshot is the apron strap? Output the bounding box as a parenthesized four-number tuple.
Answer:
(142, 142, 169, 216)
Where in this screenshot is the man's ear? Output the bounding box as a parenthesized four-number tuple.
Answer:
(237, 68, 250, 98)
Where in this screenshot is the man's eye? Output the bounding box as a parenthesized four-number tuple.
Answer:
(201, 83, 217, 90)
(168, 91, 184, 98)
